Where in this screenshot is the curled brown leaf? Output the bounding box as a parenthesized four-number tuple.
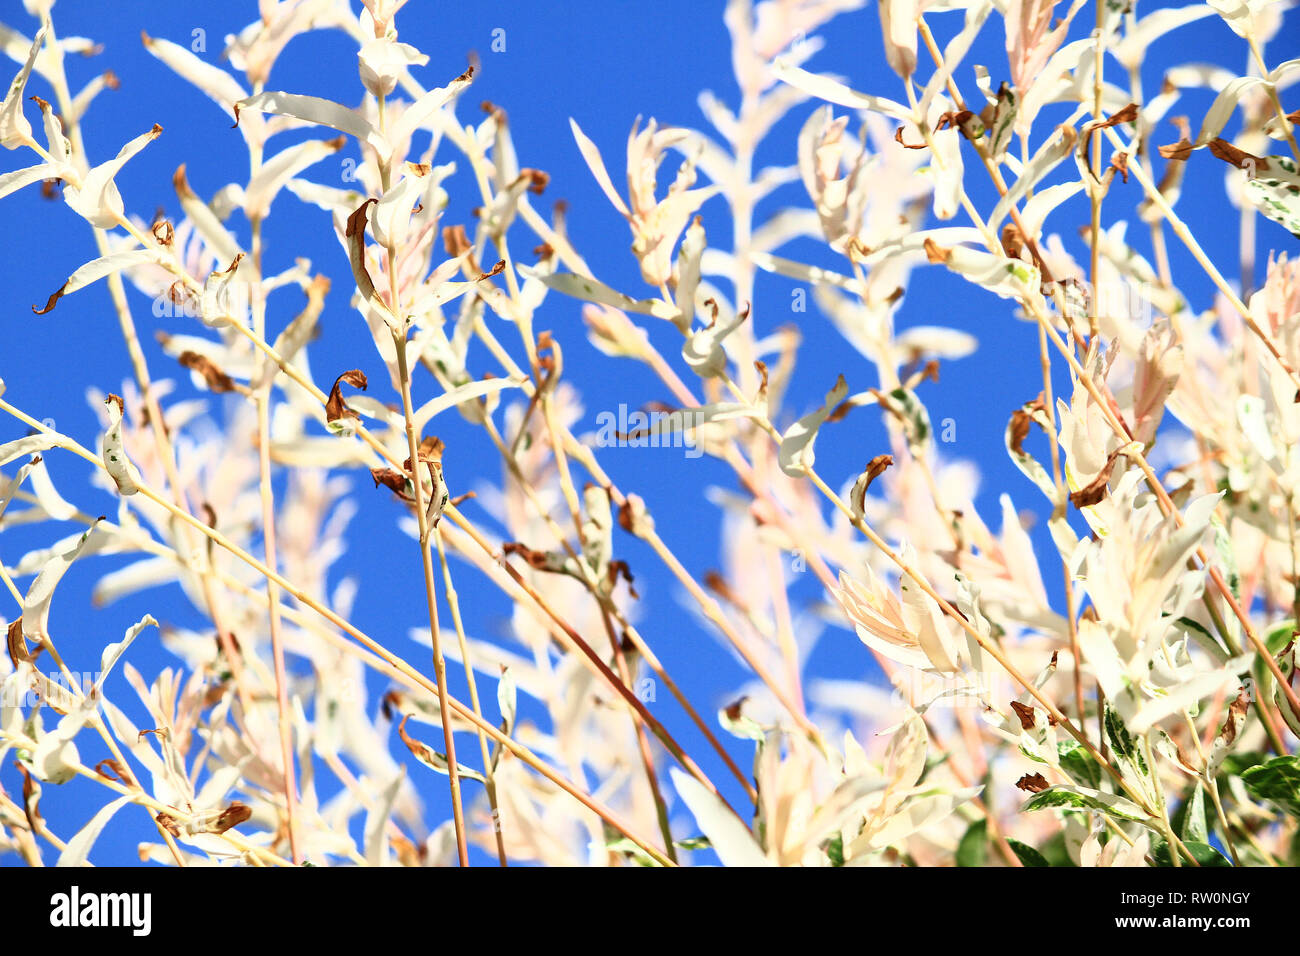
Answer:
(326, 369, 369, 424)
(6, 619, 39, 667)
(1069, 448, 1122, 509)
(178, 352, 237, 393)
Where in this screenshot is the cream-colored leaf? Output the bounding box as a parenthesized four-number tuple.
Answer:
(778, 374, 847, 477)
(569, 117, 630, 216)
(56, 796, 133, 867)
(671, 768, 771, 866)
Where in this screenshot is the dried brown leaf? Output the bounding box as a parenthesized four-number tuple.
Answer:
(178, 351, 237, 393)
(7, 618, 39, 667)
(1207, 138, 1268, 172)
(212, 802, 252, 834)
(1069, 449, 1122, 509)
(923, 237, 950, 264)
(1016, 772, 1049, 793)
(894, 125, 926, 150)
(326, 369, 368, 424)
(1109, 151, 1130, 183)
(1010, 700, 1037, 730)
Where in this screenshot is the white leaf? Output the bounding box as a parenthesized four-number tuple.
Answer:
(198, 253, 249, 329)
(63, 125, 163, 230)
(569, 118, 629, 216)
(412, 375, 527, 433)
(1076, 618, 1126, 700)
(496, 667, 516, 735)
(26, 456, 76, 521)
(371, 162, 428, 250)
(894, 326, 977, 361)
(616, 402, 763, 440)
(23, 520, 100, 641)
(33, 249, 162, 315)
(683, 305, 748, 379)
(534, 270, 680, 322)
(779, 374, 847, 477)
(56, 796, 133, 867)
(673, 215, 705, 332)
(1236, 394, 1276, 461)
(0, 161, 57, 201)
(358, 37, 429, 98)
(92, 615, 158, 697)
(937, 244, 1043, 303)
(770, 58, 911, 121)
(1243, 155, 1300, 237)
(670, 768, 771, 867)
(243, 137, 343, 219)
(1207, 0, 1258, 37)
(101, 396, 141, 495)
(235, 90, 387, 156)
(750, 252, 860, 294)
(194, 760, 248, 811)
(31, 95, 68, 160)
(0, 21, 45, 150)
(1113, 5, 1216, 71)
(0, 433, 68, 467)
(1019, 181, 1085, 240)
(0, 458, 38, 523)
(1195, 75, 1265, 147)
(31, 698, 97, 785)
(1126, 664, 1247, 734)
(364, 768, 405, 867)
(898, 560, 962, 673)
(142, 32, 249, 125)
(389, 70, 476, 150)
(91, 556, 176, 607)
(172, 166, 244, 265)
(988, 129, 1077, 234)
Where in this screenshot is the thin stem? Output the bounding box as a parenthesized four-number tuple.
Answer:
(432, 526, 510, 866)
(0, 394, 671, 863)
(249, 198, 302, 864)
(392, 327, 469, 866)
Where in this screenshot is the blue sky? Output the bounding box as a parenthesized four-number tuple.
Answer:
(0, 1, 1293, 865)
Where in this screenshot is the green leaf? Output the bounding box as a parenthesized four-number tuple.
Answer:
(1241, 755, 1300, 817)
(1180, 786, 1208, 844)
(1243, 155, 1300, 238)
(1058, 740, 1103, 790)
(1264, 620, 1296, 655)
(825, 833, 845, 867)
(1038, 831, 1076, 867)
(1007, 838, 1050, 867)
(1153, 841, 1232, 867)
(1217, 751, 1266, 779)
(1210, 516, 1239, 601)
(1104, 703, 1148, 777)
(1020, 785, 1153, 825)
(885, 387, 931, 457)
(1176, 615, 1229, 662)
(1104, 702, 1154, 802)
(957, 819, 988, 867)
(1253, 621, 1295, 695)
(606, 836, 664, 867)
